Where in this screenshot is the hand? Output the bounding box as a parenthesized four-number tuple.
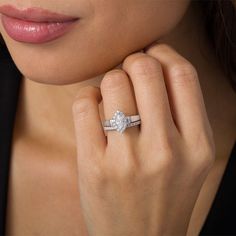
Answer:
(72, 43, 216, 236)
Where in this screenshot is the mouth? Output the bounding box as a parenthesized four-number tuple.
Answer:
(0, 4, 80, 44)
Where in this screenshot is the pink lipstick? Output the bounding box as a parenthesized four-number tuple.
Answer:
(0, 5, 80, 43)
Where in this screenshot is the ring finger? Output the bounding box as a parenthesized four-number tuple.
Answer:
(100, 69, 140, 146)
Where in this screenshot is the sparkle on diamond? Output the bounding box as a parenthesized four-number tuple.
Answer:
(110, 110, 130, 133)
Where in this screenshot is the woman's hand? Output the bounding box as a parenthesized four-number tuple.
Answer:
(72, 43, 216, 236)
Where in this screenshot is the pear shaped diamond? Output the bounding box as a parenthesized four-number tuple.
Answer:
(110, 110, 131, 133)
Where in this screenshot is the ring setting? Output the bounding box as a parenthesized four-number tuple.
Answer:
(102, 110, 141, 133)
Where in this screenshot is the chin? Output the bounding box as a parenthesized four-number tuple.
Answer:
(18, 66, 104, 86)
(4, 40, 133, 86)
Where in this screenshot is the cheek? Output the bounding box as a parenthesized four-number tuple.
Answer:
(0, 0, 190, 85)
(91, 0, 191, 55)
(114, 0, 191, 49)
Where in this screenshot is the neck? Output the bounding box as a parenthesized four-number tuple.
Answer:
(15, 2, 236, 158)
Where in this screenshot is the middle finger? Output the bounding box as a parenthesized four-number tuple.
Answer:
(122, 53, 177, 138)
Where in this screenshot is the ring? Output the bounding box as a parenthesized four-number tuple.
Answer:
(102, 110, 141, 133)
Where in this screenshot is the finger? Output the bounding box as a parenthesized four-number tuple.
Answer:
(100, 69, 140, 145)
(145, 44, 211, 138)
(122, 53, 177, 137)
(72, 86, 106, 159)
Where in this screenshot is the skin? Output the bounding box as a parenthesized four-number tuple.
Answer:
(1, 0, 236, 235)
(0, 0, 190, 84)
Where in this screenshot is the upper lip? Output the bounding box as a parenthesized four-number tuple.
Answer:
(0, 4, 80, 22)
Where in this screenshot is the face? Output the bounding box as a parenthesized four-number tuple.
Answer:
(0, 0, 190, 85)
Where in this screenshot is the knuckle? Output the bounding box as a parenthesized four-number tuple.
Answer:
(157, 149, 176, 171)
(191, 137, 216, 174)
(170, 62, 198, 85)
(130, 56, 162, 77)
(193, 155, 215, 176)
(123, 52, 144, 67)
(101, 69, 128, 91)
(200, 143, 216, 167)
(124, 54, 162, 77)
(72, 97, 95, 119)
(197, 130, 216, 159)
(105, 150, 138, 182)
(156, 133, 176, 157)
(144, 156, 176, 181)
(154, 138, 177, 171)
(141, 147, 177, 178)
(146, 43, 174, 55)
(84, 165, 108, 192)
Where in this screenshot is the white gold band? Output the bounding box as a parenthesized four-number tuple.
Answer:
(103, 120, 141, 131)
(102, 110, 141, 133)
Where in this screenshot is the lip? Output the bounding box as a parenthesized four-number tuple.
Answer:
(0, 4, 80, 43)
(0, 5, 79, 22)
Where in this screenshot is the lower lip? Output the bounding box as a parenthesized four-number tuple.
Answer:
(0, 14, 78, 44)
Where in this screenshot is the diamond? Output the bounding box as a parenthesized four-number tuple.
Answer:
(110, 110, 131, 133)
